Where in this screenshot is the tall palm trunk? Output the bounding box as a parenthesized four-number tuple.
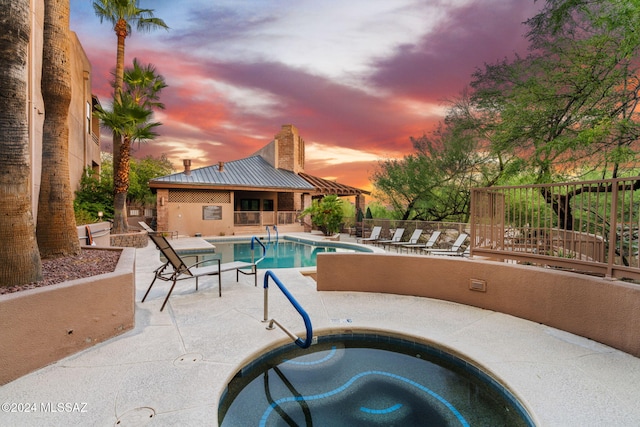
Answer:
(37, 0, 81, 258)
(112, 19, 129, 233)
(115, 137, 132, 214)
(0, 0, 43, 285)
(92, 1, 168, 233)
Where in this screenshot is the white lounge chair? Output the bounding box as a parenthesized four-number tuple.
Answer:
(424, 233, 468, 255)
(401, 230, 442, 253)
(376, 228, 406, 248)
(358, 226, 382, 244)
(389, 229, 423, 252)
(430, 247, 471, 257)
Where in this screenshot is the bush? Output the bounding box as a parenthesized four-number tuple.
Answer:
(74, 167, 114, 224)
(300, 195, 344, 236)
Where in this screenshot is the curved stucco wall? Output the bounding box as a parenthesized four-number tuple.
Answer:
(316, 253, 640, 357)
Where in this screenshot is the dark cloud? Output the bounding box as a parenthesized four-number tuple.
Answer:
(162, 5, 278, 51)
(368, 0, 541, 102)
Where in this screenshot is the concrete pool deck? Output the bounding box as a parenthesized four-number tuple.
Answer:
(1, 233, 639, 426)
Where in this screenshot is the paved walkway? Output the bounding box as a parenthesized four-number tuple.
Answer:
(1, 234, 640, 426)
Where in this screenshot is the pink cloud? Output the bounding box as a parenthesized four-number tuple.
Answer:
(369, 0, 541, 102)
(81, 0, 541, 189)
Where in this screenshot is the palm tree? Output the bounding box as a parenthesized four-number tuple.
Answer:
(101, 60, 166, 229)
(93, 0, 168, 233)
(0, 0, 43, 286)
(95, 93, 162, 214)
(123, 58, 167, 111)
(37, 0, 81, 258)
(93, 0, 168, 101)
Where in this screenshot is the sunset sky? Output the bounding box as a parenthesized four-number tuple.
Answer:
(70, 0, 543, 192)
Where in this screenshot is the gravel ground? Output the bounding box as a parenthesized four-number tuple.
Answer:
(0, 250, 121, 295)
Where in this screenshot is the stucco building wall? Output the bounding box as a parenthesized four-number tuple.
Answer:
(28, 1, 100, 218)
(166, 192, 236, 237)
(68, 32, 101, 193)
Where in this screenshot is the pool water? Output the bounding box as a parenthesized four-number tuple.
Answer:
(219, 335, 532, 426)
(209, 240, 362, 268)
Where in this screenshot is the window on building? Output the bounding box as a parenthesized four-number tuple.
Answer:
(86, 101, 91, 133)
(240, 199, 260, 211)
(263, 199, 274, 211)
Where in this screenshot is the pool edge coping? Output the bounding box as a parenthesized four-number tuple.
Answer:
(217, 326, 538, 427)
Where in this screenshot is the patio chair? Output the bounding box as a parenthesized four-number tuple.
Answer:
(401, 230, 442, 253)
(388, 229, 423, 252)
(375, 228, 405, 248)
(430, 246, 471, 257)
(139, 221, 178, 240)
(357, 226, 382, 244)
(423, 233, 468, 255)
(141, 234, 257, 311)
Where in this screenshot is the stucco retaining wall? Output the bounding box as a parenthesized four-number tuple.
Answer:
(77, 222, 111, 247)
(316, 253, 640, 357)
(0, 247, 136, 385)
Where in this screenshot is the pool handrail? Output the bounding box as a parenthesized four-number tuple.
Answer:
(263, 270, 313, 349)
(250, 236, 267, 265)
(265, 226, 279, 244)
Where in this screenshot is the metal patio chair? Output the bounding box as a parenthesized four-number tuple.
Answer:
(423, 233, 469, 256)
(375, 228, 406, 248)
(357, 226, 382, 244)
(401, 230, 442, 253)
(141, 234, 257, 311)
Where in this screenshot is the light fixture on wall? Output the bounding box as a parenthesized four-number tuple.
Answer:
(160, 197, 165, 206)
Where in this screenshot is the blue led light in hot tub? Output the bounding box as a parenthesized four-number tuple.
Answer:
(219, 334, 534, 426)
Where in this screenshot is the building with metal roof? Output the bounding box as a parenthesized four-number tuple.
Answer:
(150, 125, 369, 237)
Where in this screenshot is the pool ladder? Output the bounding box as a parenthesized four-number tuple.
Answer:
(266, 225, 278, 243)
(263, 270, 313, 349)
(250, 236, 267, 264)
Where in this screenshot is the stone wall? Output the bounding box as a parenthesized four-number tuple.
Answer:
(110, 231, 148, 248)
(155, 188, 169, 237)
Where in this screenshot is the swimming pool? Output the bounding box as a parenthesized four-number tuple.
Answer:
(207, 238, 371, 268)
(219, 334, 533, 426)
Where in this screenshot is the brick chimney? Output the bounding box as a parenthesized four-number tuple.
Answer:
(274, 124, 305, 173)
(183, 159, 191, 175)
(218, 161, 225, 172)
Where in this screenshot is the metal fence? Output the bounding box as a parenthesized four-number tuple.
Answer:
(234, 210, 300, 226)
(471, 177, 640, 281)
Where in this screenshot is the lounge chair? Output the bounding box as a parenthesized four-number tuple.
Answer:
(388, 229, 423, 252)
(376, 228, 406, 248)
(357, 226, 382, 244)
(141, 234, 258, 311)
(401, 230, 442, 253)
(430, 246, 471, 257)
(423, 233, 468, 255)
(139, 221, 178, 240)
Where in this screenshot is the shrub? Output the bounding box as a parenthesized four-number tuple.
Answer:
(300, 195, 344, 236)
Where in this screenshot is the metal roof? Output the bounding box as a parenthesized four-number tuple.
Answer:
(149, 156, 315, 190)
